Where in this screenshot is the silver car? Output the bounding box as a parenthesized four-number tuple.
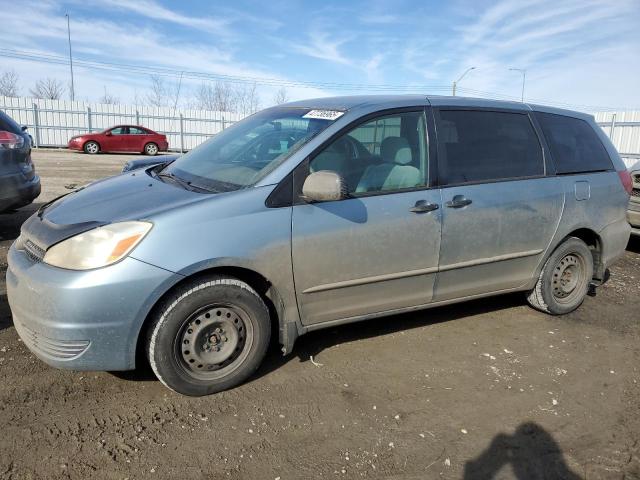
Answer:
(6, 96, 632, 396)
(628, 161, 640, 235)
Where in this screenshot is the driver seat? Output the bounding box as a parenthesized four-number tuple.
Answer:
(356, 137, 421, 193)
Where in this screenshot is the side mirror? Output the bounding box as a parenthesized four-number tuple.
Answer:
(105, 131, 112, 136)
(21, 125, 28, 132)
(302, 170, 348, 203)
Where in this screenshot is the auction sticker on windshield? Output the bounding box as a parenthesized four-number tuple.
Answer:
(302, 110, 345, 121)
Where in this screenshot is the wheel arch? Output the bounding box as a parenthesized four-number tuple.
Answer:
(144, 141, 158, 154)
(563, 227, 604, 280)
(134, 265, 288, 368)
(83, 139, 100, 151)
(539, 227, 604, 283)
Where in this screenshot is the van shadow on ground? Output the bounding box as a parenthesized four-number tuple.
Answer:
(114, 291, 524, 383)
(253, 291, 524, 382)
(463, 422, 582, 479)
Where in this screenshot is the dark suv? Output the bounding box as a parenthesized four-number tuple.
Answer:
(0, 110, 40, 213)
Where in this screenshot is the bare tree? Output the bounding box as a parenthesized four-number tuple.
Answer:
(99, 87, 119, 105)
(145, 75, 179, 107)
(234, 83, 260, 116)
(192, 81, 261, 114)
(273, 87, 289, 105)
(193, 81, 237, 112)
(30, 78, 65, 100)
(0, 70, 19, 97)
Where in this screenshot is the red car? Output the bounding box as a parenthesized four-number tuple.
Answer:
(68, 125, 169, 155)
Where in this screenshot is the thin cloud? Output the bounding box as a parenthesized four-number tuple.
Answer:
(98, 0, 230, 35)
(293, 31, 354, 66)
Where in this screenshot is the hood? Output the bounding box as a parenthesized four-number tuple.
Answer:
(21, 169, 212, 249)
(71, 132, 104, 140)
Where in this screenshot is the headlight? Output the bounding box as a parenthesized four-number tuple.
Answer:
(43, 221, 152, 270)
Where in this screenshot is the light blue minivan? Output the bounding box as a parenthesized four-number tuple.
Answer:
(7, 96, 632, 396)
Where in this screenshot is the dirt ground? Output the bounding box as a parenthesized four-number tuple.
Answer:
(0, 149, 639, 480)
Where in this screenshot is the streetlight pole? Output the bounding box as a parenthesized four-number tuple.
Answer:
(452, 67, 476, 96)
(65, 14, 75, 101)
(509, 68, 526, 102)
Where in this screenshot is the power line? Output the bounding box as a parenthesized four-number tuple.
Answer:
(0, 48, 452, 92)
(0, 48, 634, 112)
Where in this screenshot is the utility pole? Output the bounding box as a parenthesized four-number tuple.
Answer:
(452, 67, 475, 96)
(509, 68, 526, 102)
(66, 14, 75, 101)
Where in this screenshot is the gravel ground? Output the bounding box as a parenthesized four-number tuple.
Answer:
(0, 149, 639, 480)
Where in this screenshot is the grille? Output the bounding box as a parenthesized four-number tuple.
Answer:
(632, 189, 640, 198)
(14, 318, 90, 360)
(24, 240, 45, 263)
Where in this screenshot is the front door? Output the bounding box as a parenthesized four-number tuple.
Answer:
(291, 109, 442, 325)
(433, 108, 564, 301)
(104, 126, 129, 151)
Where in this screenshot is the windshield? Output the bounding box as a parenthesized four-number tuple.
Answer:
(162, 107, 342, 192)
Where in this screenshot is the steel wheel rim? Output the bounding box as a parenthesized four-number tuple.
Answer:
(552, 253, 586, 304)
(86, 142, 98, 153)
(174, 304, 254, 380)
(146, 144, 157, 154)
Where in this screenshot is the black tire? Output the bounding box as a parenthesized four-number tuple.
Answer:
(144, 142, 159, 156)
(147, 276, 270, 396)
(527, 237, 593, 315)
(83, 141, 100, 154)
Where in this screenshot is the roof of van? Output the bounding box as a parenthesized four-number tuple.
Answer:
(281, 95, 593, 120)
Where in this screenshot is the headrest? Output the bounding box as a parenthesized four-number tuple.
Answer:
(381, 136, 412, 165)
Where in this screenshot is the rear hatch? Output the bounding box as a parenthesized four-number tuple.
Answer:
(0, 110, 35, 195)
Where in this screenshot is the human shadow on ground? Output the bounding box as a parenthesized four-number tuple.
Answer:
(463, 422, 582, 479)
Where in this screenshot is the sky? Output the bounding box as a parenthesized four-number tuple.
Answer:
(1, 0, 639, 111)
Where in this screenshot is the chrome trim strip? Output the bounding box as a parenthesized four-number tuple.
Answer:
(302, 249, 543, 294)
(438, 249, 544, 272)
(302, 266, 439, 294)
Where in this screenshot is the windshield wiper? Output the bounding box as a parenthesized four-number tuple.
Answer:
(155, 171, 216, 193)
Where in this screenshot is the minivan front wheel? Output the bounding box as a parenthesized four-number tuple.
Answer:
(147, 276, 270, 396)
(527, 237, 593, 315)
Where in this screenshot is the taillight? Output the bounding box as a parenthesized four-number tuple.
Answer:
(618, 170, 633, 195)
(0, 130, 24, 150)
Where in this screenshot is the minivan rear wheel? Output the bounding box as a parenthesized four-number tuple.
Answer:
(527, 237, 593, 315)
(146, 276, 270, 396)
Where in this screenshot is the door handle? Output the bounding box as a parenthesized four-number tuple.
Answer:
(445, 195, 472, 208)
(410, 200, 439, 213)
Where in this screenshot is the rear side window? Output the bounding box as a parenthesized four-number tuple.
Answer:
(436, 110, 543, 185)
(0, 111, 21, 134)
(535, 112, 613, 174)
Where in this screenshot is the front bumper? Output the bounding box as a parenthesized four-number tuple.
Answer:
(67, 140, 84, 151)
(628, 199, 640, 236)
(6, 245, 181, 371)
(0, 174, 41, 212)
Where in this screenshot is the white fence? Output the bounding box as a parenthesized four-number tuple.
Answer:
(595, 111, 640, 168)
(0, 96, 243, 152)
(1, 96, 639, 166)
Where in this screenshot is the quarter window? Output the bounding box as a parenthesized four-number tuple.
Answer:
(308, 111, 428, 194)
(436, 110, 544, 185)
(535, 112, 613, 174)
